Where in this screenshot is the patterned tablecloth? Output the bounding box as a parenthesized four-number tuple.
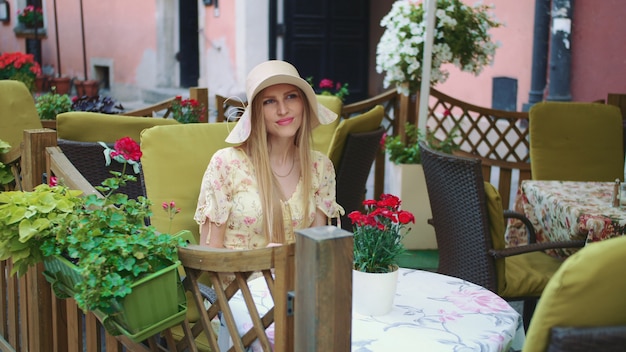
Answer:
(221, 268, 525, 352)
(507, 180, 626, 257)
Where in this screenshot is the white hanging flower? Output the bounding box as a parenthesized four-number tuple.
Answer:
(376, 0, 502, 95)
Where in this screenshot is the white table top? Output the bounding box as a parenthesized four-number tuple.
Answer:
(222, 268, 525, 351)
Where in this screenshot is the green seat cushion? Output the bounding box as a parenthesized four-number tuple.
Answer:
(529, 102, 624, 182)
(140, 123, 234, 241)
(500, 251, 562, 298)
(312, 95, 343, 155)
(57, 112, 179, 143)
(327, 105, 384, 166)
(483, 182, 507, 293)
(523, 236, 626, 352)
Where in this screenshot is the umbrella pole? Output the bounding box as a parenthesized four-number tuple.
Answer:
(79, 0, 87, 79)
(53, 0, 61, 76)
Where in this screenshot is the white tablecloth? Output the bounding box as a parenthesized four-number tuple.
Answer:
(222, 268, 525, 351)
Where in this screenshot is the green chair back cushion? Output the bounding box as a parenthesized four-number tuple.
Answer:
(140, 123, 234, 241)
(312, 95, 343, 155)
(0, 80, 43, 155)
(483, 182, 506, 293)
(327, 105, 384, 166)
(529, 101, 624, 182)
(523, 236, 626, 352)
(57, 112, 179, 143)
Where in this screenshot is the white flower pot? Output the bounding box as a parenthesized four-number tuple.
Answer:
(352, 268, 399, 316)
(388, 163, 437, 249)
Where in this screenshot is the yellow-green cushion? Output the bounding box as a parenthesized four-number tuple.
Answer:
(500, 251, 562, 297)
(0, 80, 43, 156)
(140, 122, 234, 240)
(483, 182, 506, 293)
(529, 101, 624, 182)
(312, 95, 343, 155)
(484, 182, 563, 297)
(57, 112, 179, 143)
(327, 105, 384, 166)
(523, 236, 626, 352)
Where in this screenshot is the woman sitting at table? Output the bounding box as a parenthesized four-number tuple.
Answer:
(194, 60, 344, 251)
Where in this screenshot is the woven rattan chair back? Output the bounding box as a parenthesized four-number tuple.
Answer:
(419, 141, 498, 292)
(56, 139, 145, 199)
(335, 127, 385, 231)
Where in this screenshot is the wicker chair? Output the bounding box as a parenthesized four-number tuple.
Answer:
(55, 139, 145, 199)
(418, 141, 585, 330)
(335, 127, 385, 231)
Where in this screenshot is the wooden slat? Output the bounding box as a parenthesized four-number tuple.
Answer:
(67, 300, 83, 352)
(85, 313, 101, 351)
(27, 262, 54, 352)
(46, 146, 102, 198)
(51, 294, 68, 352)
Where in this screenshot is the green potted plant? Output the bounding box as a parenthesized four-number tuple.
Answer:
(0, 52, 42, 92)
(35, 87, 72, 123)
(349, 193, 414, 316)
(306, 76, 350, 102)
(170, 95, 206, 123)
(17, 5, 44, 28)
(382, 123, 459, 250)
(0, 137, 187, 341)
(0, 139, 15, 191)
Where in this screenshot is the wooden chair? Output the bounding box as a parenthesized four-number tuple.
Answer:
(419, 141, 586, 330)
(173, 243, 295, 352)
(215, 94, 246, 123)
(124, 87, 209, 123)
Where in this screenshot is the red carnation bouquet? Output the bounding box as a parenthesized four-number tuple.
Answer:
(349, 193, 415, 273)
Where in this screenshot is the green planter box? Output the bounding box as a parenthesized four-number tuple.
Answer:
(43, 256, 187, 342)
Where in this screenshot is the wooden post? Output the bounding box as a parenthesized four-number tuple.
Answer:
(294, 226, 353, 351)
(18, 129, 57, 351)
(20, 129, 57, 191)
(189, 87, 210, 123)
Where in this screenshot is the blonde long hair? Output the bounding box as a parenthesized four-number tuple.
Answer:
(240, 87, 314, 244)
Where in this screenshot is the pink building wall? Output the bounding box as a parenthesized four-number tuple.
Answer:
(2, 0, 624, 109)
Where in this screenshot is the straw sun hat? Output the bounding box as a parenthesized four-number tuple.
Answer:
(225, 60, 338, 144)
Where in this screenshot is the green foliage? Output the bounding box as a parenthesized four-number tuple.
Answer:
(384, 123, 460, 164)
(0, 140, 14, 189)
(0, 185, 82, 276)
(0, 138, 185, 312)
(349, 194, 415, 273)
(35, 88, 72, 120)
(0, 52, 42, 91)
(306, 77, 350, 102)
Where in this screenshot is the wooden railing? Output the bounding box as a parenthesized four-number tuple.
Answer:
(0, 130, 352, 351)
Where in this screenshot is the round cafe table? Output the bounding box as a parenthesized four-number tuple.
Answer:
(222, 268, 525, 351)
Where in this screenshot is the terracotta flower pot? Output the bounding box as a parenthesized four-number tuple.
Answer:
(75, 80, 99, 97)
(49, 77, 71, 95)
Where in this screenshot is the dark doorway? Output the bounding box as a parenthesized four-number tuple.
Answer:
(179, 0, 200, 87)
(281, 0, 370, 103)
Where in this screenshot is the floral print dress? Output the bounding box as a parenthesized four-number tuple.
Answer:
(194, 147, 344, 249)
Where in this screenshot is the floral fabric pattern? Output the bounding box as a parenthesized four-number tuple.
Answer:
(194, 147, 343, 249)
(507, 180, 626, 257)
(222, 268, 525, 351)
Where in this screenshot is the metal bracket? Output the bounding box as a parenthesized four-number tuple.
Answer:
(287, 291, 295, 316)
